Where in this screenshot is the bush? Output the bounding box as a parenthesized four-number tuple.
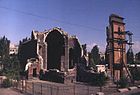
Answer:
(130, 66, 140, 81)
(2, 78, 12, 88)
(118, 76, 128, 88)
(91, 72, 107, 86)
(39, 70, 64, 83)
(44, 71, 64, 83)
(77, 69, 107, 86)
(39, 69, 44, 80)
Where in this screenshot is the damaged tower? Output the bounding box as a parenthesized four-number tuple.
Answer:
(106, 14, 127, 81)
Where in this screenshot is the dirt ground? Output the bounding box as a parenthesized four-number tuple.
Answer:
(1, 79, 140, 95)
(1, 86, 140, 95)
(26, 79, 140, 95)
(0, 88, 25, 95)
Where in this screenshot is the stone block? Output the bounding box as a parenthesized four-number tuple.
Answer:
(96, 92, 104, 95)
(118, 88, 129, 93)
(128, 86, 137, 90)
(137, 85, 140, 88)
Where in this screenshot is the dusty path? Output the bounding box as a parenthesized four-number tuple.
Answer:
(0, 88, 24, 95)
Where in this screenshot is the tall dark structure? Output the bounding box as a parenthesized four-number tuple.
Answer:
(106, 14, 127, 81)
(106, 14, 134, 82)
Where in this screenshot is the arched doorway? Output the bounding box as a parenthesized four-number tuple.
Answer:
(69, 39, 81, 69)
(46, 30, 65, 70)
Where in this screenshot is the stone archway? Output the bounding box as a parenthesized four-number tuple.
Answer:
(45, 30, 65, 70)
(69, 38, 81, 69)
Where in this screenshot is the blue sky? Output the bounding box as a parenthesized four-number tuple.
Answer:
(0, 0, 140, 53)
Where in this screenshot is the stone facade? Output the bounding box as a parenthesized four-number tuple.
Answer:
(27, 58, 41, 78)
(19, 27, 81, 83)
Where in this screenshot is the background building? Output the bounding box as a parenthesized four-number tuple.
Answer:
(9, 43, 18, 55)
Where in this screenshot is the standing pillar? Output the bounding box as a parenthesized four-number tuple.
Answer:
(64, 36, 69, 72)
(44, 43, 47, 70)
(61, 56, 65, 71)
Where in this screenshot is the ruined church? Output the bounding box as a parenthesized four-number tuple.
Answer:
(18, 27, 81, 83)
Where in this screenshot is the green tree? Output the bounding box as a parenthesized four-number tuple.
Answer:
(88, 52, 95, 68)
(105, 48, 109, 64)
(0, 36, 10, 59)
(0, 36, 20, 80)
(130, 66, 140, 81)
(91, 45, 100, 65)
(0, 36, 10, 75)
(127, 49, 134, 64)
(2, 55, 20, 80)
(135, 52, 140, 64)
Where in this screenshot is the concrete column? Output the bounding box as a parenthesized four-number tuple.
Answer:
(36, 63, 40, 78)
(64, 36, 69, 72)
(37, 41, 40, 55)
(28, 66, 33, 79)
(61, 56, 65, 71)
(44, 43, 47, 70)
